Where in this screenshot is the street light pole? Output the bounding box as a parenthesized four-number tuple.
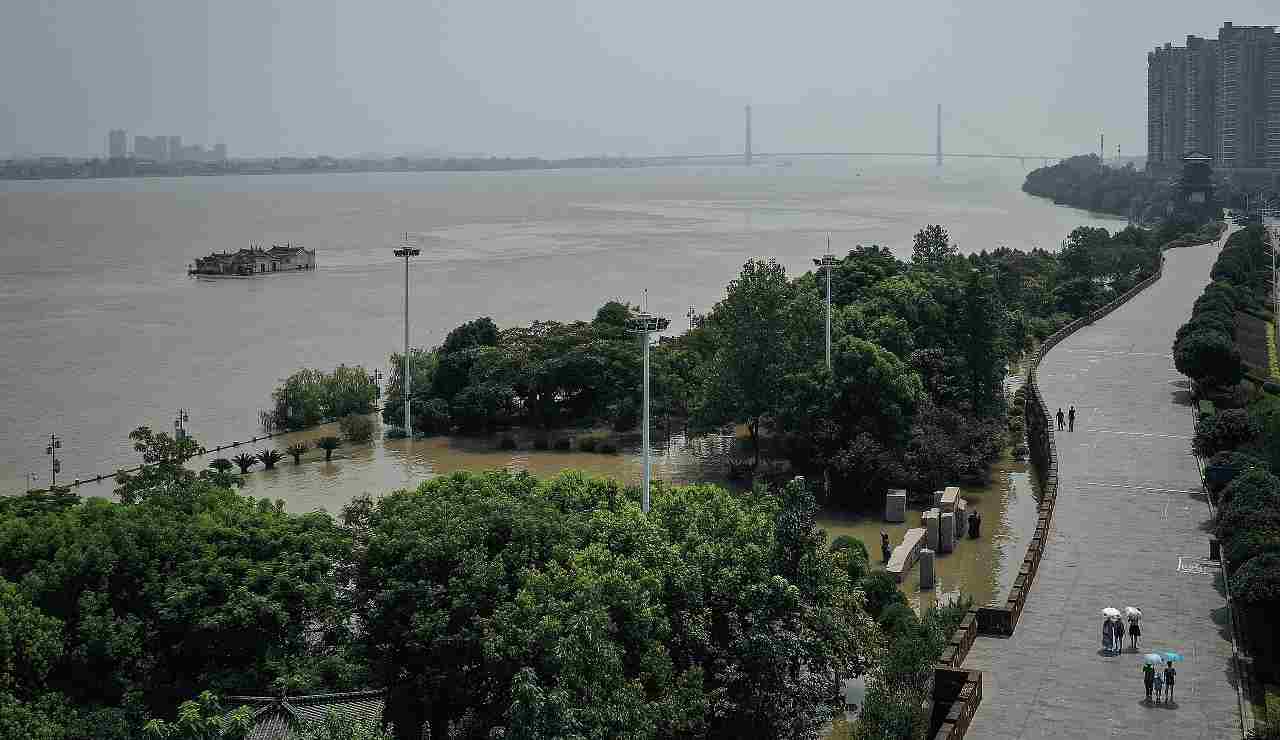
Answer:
(174, 409, 189, 440)
(26, 472, 37, 493)
(45, 433, 61, 489)
(814, 245, 837, 371)
(393, 237, 421, 435)
(628, 310, 664, 513)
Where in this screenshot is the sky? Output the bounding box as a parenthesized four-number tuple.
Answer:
(0, 0, 1274, 159)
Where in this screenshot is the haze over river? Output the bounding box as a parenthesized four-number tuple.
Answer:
(0, 158, 1120, 499)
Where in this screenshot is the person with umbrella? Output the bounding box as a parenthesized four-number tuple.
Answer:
(1164, 653, 1183, 703)
(1101, 608, 1121, 653)
(1125, 606, 1142, 651)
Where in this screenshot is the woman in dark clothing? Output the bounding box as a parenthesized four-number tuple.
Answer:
(1128, 617, 1141, 650)
(1164, 662, 1177, 702)
(1143, 663, 1155, 701)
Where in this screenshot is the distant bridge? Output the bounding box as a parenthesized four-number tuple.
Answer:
(640, 151, 1066, 167)
(644, 103, 1070, 169)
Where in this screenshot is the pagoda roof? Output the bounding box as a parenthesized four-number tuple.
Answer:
(224, 689, 385, 740)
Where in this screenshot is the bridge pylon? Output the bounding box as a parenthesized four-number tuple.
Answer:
(935, 103, 942, 167)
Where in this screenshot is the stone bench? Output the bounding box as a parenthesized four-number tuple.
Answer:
(886, 527, 926, 583)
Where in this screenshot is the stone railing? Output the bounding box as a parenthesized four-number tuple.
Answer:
(929, 668, 983, 740)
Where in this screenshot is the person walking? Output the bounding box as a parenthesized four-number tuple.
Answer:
(1128, 616, 1141, 651)
(1152, 669, 1164, 703)
(1143, 663, 1155, 702)
(1057, 408, 1066, 431)
(1164, 662, 1177, 703)
(1068, 405, 1076, 432)
(880, 530, 892, 564)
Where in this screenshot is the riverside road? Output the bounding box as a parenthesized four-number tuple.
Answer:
(963, 237, 1243, 739)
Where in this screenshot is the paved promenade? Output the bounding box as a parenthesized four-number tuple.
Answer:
(963, 240, 1243, 739)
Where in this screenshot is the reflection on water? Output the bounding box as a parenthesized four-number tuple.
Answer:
(69, 417, 1039, 615)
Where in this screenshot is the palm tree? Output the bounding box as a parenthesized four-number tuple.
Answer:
(285, 442, 309, 465)
(315, 435, 342, 462)
(257, 449, 283, 470)
(209, 458, 234, 474)
(231, 452, 257, 474)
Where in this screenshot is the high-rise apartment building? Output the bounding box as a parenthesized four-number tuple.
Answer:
(166, 136, 182, 162)
(1148, 22, 1279, 171)
(108, 129, 128, 158)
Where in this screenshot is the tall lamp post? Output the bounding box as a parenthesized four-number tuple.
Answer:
(628, 310, 664, 513)
(174, 409, 189, 440)
(45, 433, 61, 489)
(813, 247, 837, 370)
(393, 238, 421, 435)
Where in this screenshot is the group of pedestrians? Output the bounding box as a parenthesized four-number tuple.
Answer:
(1143, 661, 1178, 704)
(1056, 405, 1076, 432)
(1101, 614, 1139, 654)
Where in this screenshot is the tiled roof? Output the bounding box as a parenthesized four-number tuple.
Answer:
(224, 689, 386, 740)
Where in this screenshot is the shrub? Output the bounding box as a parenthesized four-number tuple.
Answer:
(315, 435, 343, 461)
(1194, 409, 1259, 457)
(878, 602, 918, 636)
(598, 440, 619, 454)
(384, 426, 408, 440)
(553, 438, 571, 451)
(533, 437, 549, 451)
(577, 434, 602, 452)
(1175, 330, 1244, 388)
(1221, 524, 1280, 573)
(339, 414, 375, 444)
(498, 436, 518, 450)
(1206, 451, 1270, 495)
(416, 398, 451, 436)
(860, 570, 908, 620)
(1218, 467, 1280, 515)
(231, 452, 257, 474)
(1230, 552, 1280, 606)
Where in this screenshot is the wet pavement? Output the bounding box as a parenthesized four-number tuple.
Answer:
(963, 237, 1244, 739)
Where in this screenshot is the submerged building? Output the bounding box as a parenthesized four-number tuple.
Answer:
(191, 244, 316, 276)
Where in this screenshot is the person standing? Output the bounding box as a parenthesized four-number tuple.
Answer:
(1143, 663, 1155, 702)
(1057, 408, 1066, 431)
(880, 530, 892, 564)
(1068, 405, 1076, 432)
(1128, 616, 1141, 651)
(1164, 662, 1177, 702)
(1152, 669, 1164, 702)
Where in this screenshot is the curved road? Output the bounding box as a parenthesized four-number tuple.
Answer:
(963, 236, 1242, 739)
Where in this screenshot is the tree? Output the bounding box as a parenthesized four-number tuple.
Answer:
(1193, 409, 1259, 458)
(701, 259, 821, 466)
(231, 453, 257, 474)
(209, 458, 234, 475)
(315, 436, 342, 462)
(256, 449, 283, 470)
(911, 224, 955, 266)
(114, 426, 202, 504)
(286, 443, 309, 465)
(142, 692, 252, 740)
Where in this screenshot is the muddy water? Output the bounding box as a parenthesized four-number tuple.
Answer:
(71, 414, 1038, 616)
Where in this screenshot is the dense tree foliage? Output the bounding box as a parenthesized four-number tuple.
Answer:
(1022, 155, 1169, 221)
(352, 470, 877, 740)
(263, 366, 378, 432)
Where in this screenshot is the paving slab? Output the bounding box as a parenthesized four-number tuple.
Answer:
(963, 240, 1243, 740)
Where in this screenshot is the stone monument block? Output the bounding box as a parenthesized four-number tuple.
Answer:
(923, 509, 940, 551)
(884, 489, 907, 522)
(886, 527, 926, 583)
(939, 512, 955, 553)
(955, 499, 968, 539)
(919, 548, 936, 590)
(941, 486, 960, 514)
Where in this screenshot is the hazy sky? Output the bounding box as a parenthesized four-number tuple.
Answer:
(0, 1, 1273, 159)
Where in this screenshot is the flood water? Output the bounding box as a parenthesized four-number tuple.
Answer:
(0, 158, 1121, 494)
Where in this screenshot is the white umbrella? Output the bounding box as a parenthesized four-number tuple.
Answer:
(1124, 606, 1142, 620)
(1101, 607, 1121, 618)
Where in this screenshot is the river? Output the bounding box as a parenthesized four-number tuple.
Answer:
(0, 157, 1120, 494)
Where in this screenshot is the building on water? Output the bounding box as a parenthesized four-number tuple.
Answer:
(190, 244, 316, 276)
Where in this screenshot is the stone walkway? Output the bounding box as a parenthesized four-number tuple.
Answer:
(963, 239, 1243, 739)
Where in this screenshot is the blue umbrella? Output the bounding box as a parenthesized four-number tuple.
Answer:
(1163, 652, 1185, 663)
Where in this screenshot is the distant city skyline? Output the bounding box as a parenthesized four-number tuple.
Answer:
(1, 1, 1276, 160)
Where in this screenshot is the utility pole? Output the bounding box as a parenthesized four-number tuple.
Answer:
(393, 235, 421, 435)
(628, 307, 664, 513)
(174, 409, 189, 441)
(814, 242, 837, 370)
(1100, 133, 1104, 165)
(45, 433, 61, 489)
